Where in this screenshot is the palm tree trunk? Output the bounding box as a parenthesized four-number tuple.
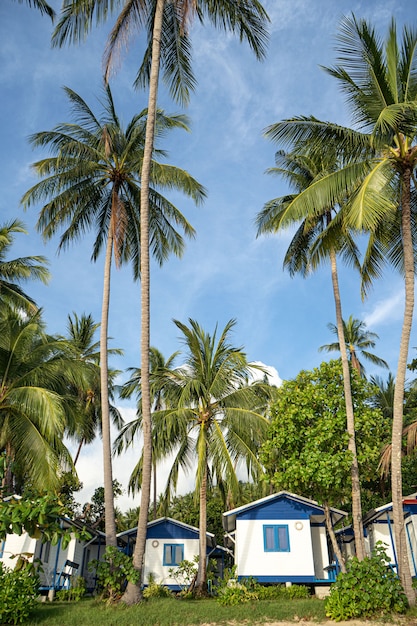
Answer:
(100, 227, 117, 547)
(121, 0, 165, 605)
(392, 167, 415, 605)
(329, 247, 365, 560)
(323, 502, 346, 574)
(73, 439, 83, 466)
(153, 458, 157, 520)
(196, 462, 208, 595)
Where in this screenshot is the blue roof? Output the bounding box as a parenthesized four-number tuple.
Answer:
(117, 517, 215, 544)
(223, 491, 347, 532)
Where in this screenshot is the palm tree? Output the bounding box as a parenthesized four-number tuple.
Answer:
(115, 346, 180, 520)
(260, 16, 417, 602)
(143, 318, 274, 594)
(256, 148, 367, 560)
(0, 308, 88, 495)
(63, 312, 124, 465)
(21, 84, 205, 548)
(320, 315, 389, 377)
(0, 219, 49, 313)
(13, 0, 54, 19)
(52, 0, 269, 603)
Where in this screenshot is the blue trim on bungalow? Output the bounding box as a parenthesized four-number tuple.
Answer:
(238, 575, 331, 584)
(237, 497, 327, 522)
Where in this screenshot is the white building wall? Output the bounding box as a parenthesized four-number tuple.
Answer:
(235, 518, 315, 578)
(367, 523, 394, 563)
(310, 525, 329, 579)
(0, 532, 37, 569)
(143, 538, 199, 586)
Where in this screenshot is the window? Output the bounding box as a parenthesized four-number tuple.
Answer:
(263, 525, 290, 552)
(41, 541, 51, 564)
(0, 540, 4, 558)
(163, 543, 184, 566)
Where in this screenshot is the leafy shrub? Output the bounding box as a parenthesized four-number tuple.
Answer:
(256, 583, 310, 600)
(143, 581, 172, 599)
(142, 572, 172, 599)
(325, 542, 408, 621)
(168, 557, 198, 593)
(217, 580, 256, 605)
(0, 561, 40, 624)
(89, 546, 140, 603)
(216, 571, 310, 605)
(56, 576, 86, 602)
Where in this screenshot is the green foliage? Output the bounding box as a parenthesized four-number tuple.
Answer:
(89, 546, 140, 603)
(261, 360, 389, 506)
(163, 489, 226, 546)
(216, 571, 310, 606)
(81, 481, 123, 532)
(55, 576, 86, 602)
(325, 543, 408, 621)
(168, 557, 198, 592)
(0, 494, 91, 547)
(142, 574, 172, 599)
(0, 561, 40, 624)
(217, 580, 255, 605)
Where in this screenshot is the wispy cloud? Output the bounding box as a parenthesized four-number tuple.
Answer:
(363, 291, 404, 328)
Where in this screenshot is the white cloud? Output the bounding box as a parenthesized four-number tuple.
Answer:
(363, 291, 404, 328)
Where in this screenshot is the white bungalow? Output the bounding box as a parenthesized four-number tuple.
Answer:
(0, 517, 105, 593)
(223, 491, 347, 586)
(363, 494, 417, 576)
(117, 517, 228, 590)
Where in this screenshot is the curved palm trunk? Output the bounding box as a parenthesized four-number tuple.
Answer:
(330, 248, 365, 560)
(121, 0, 165, 605)
(73, 439, 83, 466)
(323, 502, 346, 574)
(392, 167, 415, 605)
(196, 462, 208, 594)
(101, 228, 117, 547)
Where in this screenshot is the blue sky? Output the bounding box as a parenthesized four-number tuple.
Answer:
(0, 0, 412, 510)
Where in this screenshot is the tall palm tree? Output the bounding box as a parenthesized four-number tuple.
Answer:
(256, 148, 367, 560)
(63, 312, 124, 466)
(0, 220, 50, 313)
(21, 84, 205, 548)
(52, 0, 269, 603)
(320, 315, 389, 377)
(260, 16, 417, 602)
(143, 318, 274, 594)
(115, 346, 180, 519)
(0, 308, 89, 495)
(13, 0, 54, 19)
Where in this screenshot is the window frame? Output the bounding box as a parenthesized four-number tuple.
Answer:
(162, 543, 184, 566)
(263, 524, 290, 553)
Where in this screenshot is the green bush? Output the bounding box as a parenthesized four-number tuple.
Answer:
(325, 542, 408, 621)
(142, 573, 172, 599)
(56, 576, 86, 602)
(217, 581, 256, 605)
(0, 561, 40, 624)
(256, 583, 310, 600)
(89, 546, 140, 603)
(216, 575, 310, 606)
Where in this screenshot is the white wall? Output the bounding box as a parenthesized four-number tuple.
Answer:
(235, 518, 315, 578)
(367, 523, 394, 563)
(310, 525, 330, 579)
(143, 538, 199, 587)
(0, 532, 37, 569)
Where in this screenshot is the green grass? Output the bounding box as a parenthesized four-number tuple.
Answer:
(25, 596, 328, 625)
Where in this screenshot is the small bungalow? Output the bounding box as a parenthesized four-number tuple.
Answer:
(0, 517, 105, 593)
(223, 491, 347, 587)
(117, 517, 229, 590)
(363, 494, 417, 576)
